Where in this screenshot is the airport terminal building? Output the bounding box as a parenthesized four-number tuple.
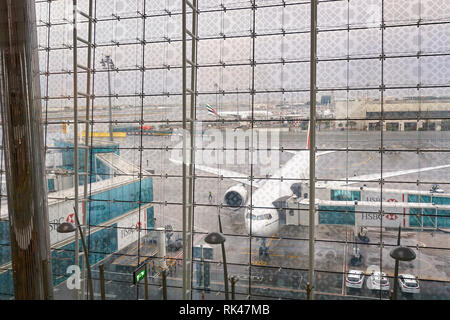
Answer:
(336, 97, 450, 131)
(0, 0, 449, 302)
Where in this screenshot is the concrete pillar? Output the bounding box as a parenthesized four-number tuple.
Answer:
(0, 0, 53, 299)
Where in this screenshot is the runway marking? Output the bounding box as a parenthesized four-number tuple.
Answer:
(414, 254, 434, 275)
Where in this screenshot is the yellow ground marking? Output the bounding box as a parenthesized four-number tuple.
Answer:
(239, 251, 282, 257)
(272, 243, 295, 247)
(79, 131, 126, 138)
(417, 241, 426, 248)
(112, 243, 156, 265)
(239, 233, 296, 260)
(167, 256, 180, 267)
(239, 252, 298, 260)
(266, 233, 278, 248)
(113, 243, 140, 265)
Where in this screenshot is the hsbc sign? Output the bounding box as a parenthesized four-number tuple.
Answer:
(361, 191, 403, 204)
(385, 199, 399, 221)
(356, 204, 405, 228)
(357, 191, 408, 227)
(117, 209, 148, 250)
(66, 213, 75, 224)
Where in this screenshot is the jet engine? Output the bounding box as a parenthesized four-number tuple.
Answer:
(224, 184, 247, 209)
(290, 183, 302, 198)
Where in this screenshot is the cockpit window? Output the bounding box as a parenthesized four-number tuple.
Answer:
(245, 212, 256, 220)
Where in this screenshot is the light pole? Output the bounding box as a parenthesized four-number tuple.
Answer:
(230, 275, 238, 300)
(204, 216, 229, 300)
(236, 87, 239, 120)
(57, 206, 94, 300)
(214, 83, 218, 110)
(389, 227, 416, 300)
(100, 55, 115, 141)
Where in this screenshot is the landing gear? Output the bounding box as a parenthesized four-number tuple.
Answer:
(357, 227, 370, 243)
(258, 238, 269, 259)
(350, 244, 363, 266)
(357, 233, 370, 243)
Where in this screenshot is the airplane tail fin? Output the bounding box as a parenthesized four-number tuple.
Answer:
(205, 104, 218, 117)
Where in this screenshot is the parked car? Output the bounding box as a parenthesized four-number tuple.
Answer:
(398, 274, 420, 294)
(345, 270, 365, 289)
(366, 271, 390, 291)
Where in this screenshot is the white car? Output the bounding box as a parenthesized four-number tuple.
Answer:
(366, 272, 390, 291)
(398, 274, 420, 294)
(345, 270, 365, 289)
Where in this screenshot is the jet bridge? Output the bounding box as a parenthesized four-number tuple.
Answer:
(96, 152, 144, 176)
(284, 196, 450, 230)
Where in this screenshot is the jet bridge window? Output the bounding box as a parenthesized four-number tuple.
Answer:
(331, 190, 361, 201)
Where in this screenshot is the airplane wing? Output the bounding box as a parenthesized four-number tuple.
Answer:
(319, 164, 450, 189)
(170, 119, 336, 197)
(317, 150, 336, 157)
(169, 158, 262, 188)
(171, 149, 335, 190)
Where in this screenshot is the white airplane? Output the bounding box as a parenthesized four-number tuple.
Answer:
(171, 123, 450, 257)
(205, 104, 272, 120)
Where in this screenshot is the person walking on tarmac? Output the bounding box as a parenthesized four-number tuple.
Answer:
(208, 191, 213, 204)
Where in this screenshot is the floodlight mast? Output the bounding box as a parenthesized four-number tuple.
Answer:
(100, 55, 115, 141)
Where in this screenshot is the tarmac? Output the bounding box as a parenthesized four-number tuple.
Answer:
(51, 128, 450, 300)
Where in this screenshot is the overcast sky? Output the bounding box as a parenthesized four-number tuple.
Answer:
(35, 0, 450, 108)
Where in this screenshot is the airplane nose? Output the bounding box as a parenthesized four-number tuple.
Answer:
(245, 209, 279, 237)
(245, 219, 277, 238)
